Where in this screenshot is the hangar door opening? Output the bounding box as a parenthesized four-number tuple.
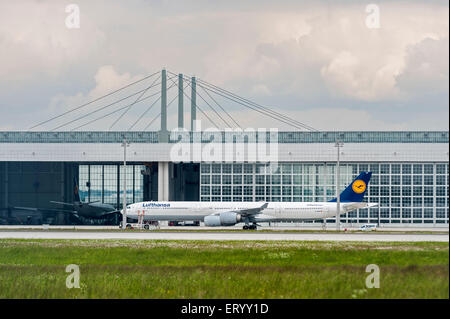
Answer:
(77, 162, 159, 207)
(170, 163, 199, 201)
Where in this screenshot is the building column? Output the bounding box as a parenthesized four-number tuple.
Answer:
(3, 162, 8, 209)
(116, 164, 120, 209)
(180, 164, 185, 201)
(60, 163, 65, 204)
(60, 163, 66, 223)
(88, 165, 91, 202)
(158, 162, 169, 201)
(433, 163, 436, 226)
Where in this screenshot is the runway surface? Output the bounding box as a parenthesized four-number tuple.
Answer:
(0, 230, 448, 242)
(1, 225, 448, 232)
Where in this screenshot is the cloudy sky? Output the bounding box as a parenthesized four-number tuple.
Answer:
(0, 0, 448, 131)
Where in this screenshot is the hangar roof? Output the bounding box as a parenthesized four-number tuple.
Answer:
(0, 131, 448, 144)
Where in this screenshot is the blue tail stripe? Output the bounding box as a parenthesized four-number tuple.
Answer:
(329, 172, 372, 203)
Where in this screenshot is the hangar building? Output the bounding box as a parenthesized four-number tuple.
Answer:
(0, 130, 448, 226)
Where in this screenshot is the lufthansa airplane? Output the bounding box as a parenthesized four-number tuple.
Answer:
(123, 172, 376, 230)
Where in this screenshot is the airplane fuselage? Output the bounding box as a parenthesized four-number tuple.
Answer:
(74, 202, 117, 219)
(124, 201, 354, 223)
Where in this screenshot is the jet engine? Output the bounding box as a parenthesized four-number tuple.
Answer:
(204, 212, 242, 226)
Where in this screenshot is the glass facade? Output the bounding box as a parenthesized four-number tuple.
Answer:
(1, 131, 447, 144)
(103, 165, 118, 205)
(0, 131, 159, 143)
(79, 164, 145, 206)
(199, 162, 449, 224)
(89, 165, 103, 203)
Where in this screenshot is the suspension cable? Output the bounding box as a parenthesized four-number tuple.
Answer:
(143, 84, 187, 131)
(196, 77, 318, 131)
(195, 81, 307, 131)
(50, 83, 161, 131)
(69, 93, 159, 131)
(29, 70, 160, 130)
(166, 75, 219, 129)
(185, 80, 231, 127)
(199, 84, 241, 129)
(174, 72, 311, 131)
(129, 80, 177, 131)
(109, 74, 162, 130)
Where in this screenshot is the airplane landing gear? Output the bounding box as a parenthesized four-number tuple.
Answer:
(243, 224, 257, 230)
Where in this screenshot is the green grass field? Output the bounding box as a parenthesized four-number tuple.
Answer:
(0, 227, 447, 234)
(0, 239, 448, 298)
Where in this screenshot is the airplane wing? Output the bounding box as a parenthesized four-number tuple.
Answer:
(11, 206, 78, 214)
(229, 202, 268, 217)
(50, 201, 75, 207)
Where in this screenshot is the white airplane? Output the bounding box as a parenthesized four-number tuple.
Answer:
(122, 172, 376, 230)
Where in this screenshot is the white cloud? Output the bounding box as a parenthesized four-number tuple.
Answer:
(0, 1, 448, 130)
(185, 107, 448, 132)
(49, 65, 144, 110)
(0, 1, 106, 84)
(212, 3, 449, 102)
(395, 36, 449, 96)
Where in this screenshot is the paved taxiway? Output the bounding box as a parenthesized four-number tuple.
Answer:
(0, 230, 447, 242)
(1, 225, 448, 232)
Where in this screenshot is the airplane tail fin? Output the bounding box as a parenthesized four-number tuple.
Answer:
(329, 171, 372, 203)
(74, 177, 81, 202)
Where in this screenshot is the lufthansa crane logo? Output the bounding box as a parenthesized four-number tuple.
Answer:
(352, 180, 366, 193)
